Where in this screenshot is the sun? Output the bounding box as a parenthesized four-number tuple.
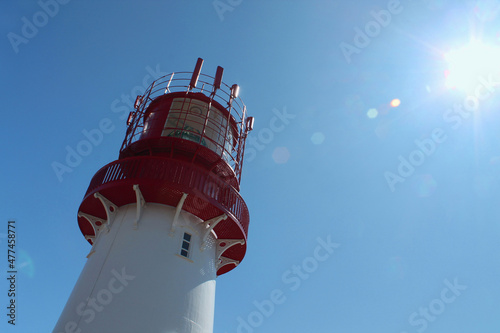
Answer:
(444, 40, 500, 92)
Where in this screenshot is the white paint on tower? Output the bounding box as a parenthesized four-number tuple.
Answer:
(54, 203, 217, 333)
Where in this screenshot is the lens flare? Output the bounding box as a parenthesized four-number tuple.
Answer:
(367, 108, 378, 118)
(18, 249, 35, 278)
(390, 99, 401, 107)
(272, 147, 290, 164)
(414, 174, 437, 197)
(311, 132, 325, 144)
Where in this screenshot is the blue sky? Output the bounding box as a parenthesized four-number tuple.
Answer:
(2, 0, 500, 332)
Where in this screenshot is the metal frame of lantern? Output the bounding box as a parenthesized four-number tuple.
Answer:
(120, 60, 250, 186)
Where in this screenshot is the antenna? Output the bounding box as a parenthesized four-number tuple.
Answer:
(211, 66, 224, 97)
(228, 84, 240, 108)
(246, 117, 254, 131)
(189, 57, 204, 90)
(134, 95, 142, 109)
(230, 84, 240, 98)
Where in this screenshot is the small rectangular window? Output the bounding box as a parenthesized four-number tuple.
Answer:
(180, 232, 192, 258)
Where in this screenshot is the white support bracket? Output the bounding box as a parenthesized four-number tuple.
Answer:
(78, 212, 106, 258)
(215, 239, 245, 261)
(216, 256, 239, 271)
(83, 235, 96, 258)
(78, 212, 107, 235)
(132, 184, 146, 229)
(169, 193, 188, 236)
(84, 234, 95, 243)
(93, 192, 118, 230)
(200, 214, 227, 251)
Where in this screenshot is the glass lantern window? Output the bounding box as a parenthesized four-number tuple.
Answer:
(162, 98, 234, 160)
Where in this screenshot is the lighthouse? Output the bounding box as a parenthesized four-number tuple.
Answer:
(53, 58, 254, 333)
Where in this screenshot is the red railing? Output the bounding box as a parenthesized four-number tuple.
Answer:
(83, 156, 249, 236)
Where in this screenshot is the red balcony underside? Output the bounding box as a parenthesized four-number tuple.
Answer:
(78, 156, 250, 276)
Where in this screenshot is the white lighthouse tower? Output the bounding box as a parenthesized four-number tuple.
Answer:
(53, 58, 254, 333)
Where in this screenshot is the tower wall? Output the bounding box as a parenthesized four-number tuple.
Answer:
(54, 203, 217, 333)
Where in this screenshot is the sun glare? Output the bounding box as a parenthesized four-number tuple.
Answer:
(444, 40, 500, 92)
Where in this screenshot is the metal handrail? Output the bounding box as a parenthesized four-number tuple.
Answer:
(119, 71, 250, 183)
